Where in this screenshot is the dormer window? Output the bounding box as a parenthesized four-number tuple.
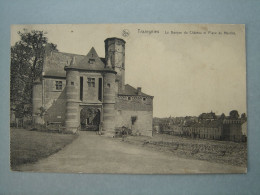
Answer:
(89, 59, 95, 64)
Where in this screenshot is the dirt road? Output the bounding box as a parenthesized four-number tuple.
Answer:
(16, 131, 246, 174)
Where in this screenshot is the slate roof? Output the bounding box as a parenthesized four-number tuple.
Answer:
(120, 84, 153, 97)
(43, 47, 108, 77)
(100, 57, 106, 64)
(43, 51, 85, 78)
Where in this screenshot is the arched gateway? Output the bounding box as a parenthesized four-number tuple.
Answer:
(80, 107, 101, 131)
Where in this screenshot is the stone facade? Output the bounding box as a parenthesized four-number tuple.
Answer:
(32, 37, 153, 136)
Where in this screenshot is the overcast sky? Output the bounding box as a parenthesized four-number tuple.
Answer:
(11, 24, 246, 117)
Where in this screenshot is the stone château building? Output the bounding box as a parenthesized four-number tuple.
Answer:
(32, 37, 153, 136)
(156, 111, 247, 142)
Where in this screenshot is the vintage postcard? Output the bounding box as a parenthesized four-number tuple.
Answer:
(10, 24, 247, 174)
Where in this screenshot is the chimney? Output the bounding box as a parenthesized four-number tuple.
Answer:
(137, 87, 142, 95)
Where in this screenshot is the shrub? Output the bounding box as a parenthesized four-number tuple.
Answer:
(23, 120, 33, 129)
(31, 124, 47, 131)
(10, 122, 17, 127)
(115, 126, 132, 137)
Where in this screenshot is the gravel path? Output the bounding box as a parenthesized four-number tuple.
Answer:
(16, 131, 246, 174)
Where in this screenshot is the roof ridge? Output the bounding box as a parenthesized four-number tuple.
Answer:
(52, 50, 85, 57)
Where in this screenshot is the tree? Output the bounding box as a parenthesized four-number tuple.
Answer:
(241, 113, 247, 120)
(229, 110, 239, 119)
(219, 113, 226, 120)
(10, 29, 57, 119)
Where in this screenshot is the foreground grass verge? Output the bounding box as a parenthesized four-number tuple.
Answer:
(10, 128, 78, 170)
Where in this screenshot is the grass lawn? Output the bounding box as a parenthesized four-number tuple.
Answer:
(10, 128, 78, 170)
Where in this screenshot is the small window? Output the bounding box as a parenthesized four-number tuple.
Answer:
(107, 83, 110, 88)
(89, 59, 95, 64)
(143, 97, 146, 101)
(128, 97, 131, 100)
(55, 81, 62, 90)
(80, 77, 83, 101)
(131, 116, 137, 125)
(87, 78, 95, 87)
(71, 81, 74, 85)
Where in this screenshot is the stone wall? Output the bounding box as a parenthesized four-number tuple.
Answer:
(115, 96, 153, 111)
(43, 78, 67, 125)
(115, 110, 153, 136)
(79, 72, 103, 103)
(115, 96, 153, 136)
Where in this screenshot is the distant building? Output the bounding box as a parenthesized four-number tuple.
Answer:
(198, 111, 217, 121)
(155, 111, 247, 142)
(241, 121, 247, 142)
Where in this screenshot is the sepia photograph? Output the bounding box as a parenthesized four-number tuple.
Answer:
(10, 23, 247, 174)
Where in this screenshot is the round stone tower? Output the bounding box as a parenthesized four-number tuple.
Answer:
(65, 69, 80, 133)
(102, 71, 116, 136)
(104, 38, 126, 94)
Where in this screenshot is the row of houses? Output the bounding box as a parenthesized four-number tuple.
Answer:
(154, 111, 247, 142)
